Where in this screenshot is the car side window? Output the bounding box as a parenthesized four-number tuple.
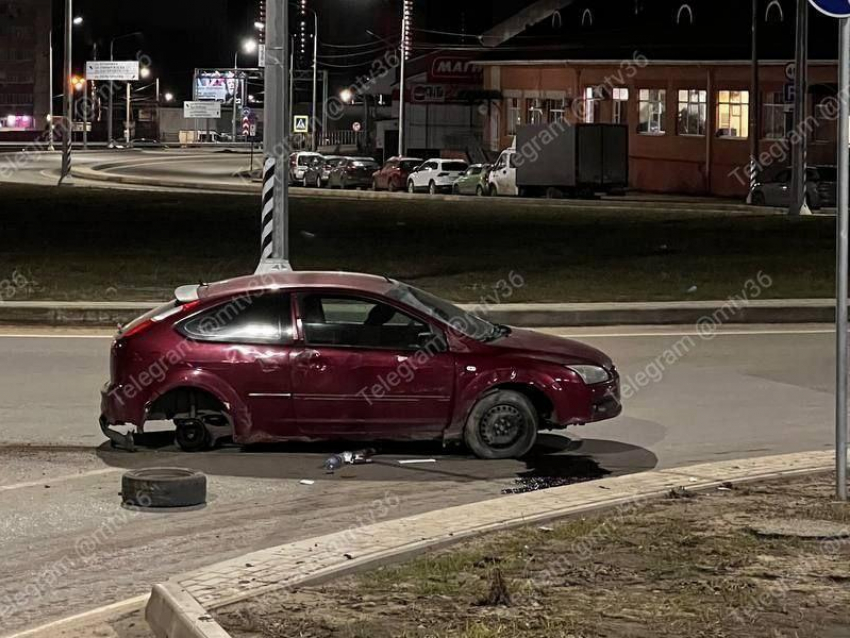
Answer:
(299, 294, 435, 351)
(179, 294, 294, 344)
(508, 154, 517, 168)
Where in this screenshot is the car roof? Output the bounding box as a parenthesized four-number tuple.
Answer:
(199, 271, 396, 300)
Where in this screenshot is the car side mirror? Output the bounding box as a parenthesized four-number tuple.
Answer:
(417, 330, 448, 353)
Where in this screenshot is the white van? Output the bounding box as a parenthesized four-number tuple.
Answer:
(487, 144, 518, 197)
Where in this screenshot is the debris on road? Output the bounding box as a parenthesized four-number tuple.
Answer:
(324, 449, 376, 473)
(501, 475, 595, 494)
(398, 459, 437, 465)
(299, 480, 315, 486)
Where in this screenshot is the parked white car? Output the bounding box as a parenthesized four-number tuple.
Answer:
(407, 158, 469, 195)
(487, 148, 518, 196)
(289, 152, 324, 185)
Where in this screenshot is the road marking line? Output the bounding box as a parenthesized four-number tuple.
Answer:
(0, 334, 112, 339)
(554, 328, 833, 338)
(1, 594, 149, 638)
(0, 467, 123, 493)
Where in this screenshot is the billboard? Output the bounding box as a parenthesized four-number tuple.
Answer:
(85, 61, 140, 81)
(194, 71, 238, 102)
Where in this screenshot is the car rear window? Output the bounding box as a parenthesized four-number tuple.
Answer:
(119, 301, 178, 335)
(443, 162, 468, 172)
(352, 160, 379, 169)
(400, 161, 420, 170)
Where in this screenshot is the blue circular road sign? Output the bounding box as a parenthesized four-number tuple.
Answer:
(808, 0, 850, 18)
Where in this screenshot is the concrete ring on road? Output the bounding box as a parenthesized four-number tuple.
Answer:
(121, 467, 207, 508)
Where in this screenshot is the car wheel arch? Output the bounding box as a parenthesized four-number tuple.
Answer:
(144, 373, 249, 435)
(443, 372, 561, 442)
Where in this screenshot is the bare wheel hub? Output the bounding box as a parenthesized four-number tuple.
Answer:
(479, 404, 524, 449)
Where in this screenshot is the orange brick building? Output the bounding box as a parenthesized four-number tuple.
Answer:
(475, 0, 841, 197)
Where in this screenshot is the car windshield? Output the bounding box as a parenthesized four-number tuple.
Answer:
(387, 283, 500, 341)
(443, 162, 468, 172)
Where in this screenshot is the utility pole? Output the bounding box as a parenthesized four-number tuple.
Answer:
(789, 0, 809, 216)
(58, 0, 72, 185)
(288, 36, 294, 147)
(748, 0, 760, 202)
(836, 15, 850, 502)
(108, 40, 114, 147)
(48, 30, 54, 151)
(255, 0, 291, 273)
(321, 69, 328, 144)
(232, 52, 240, 143)
(125, 82, 131, 146)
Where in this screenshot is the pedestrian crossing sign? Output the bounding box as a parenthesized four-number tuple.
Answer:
(293, 115, 309, 134)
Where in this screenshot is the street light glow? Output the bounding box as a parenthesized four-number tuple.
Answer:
(243, 38, 258, 54)
(254, 21, 265, 30)
(164, 92, 174, 102)
(340, 88, 354, 104)
(139, 67, 151, 79)
(72, 16, 83, 25)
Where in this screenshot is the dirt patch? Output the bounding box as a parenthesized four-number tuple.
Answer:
(216, 474, 850, 637)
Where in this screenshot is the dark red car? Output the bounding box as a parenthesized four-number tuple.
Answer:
(100, 272, 621, 459)
(371, 157, 424, 192)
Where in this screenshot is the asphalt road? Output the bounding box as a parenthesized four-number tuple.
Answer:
(0, 323, 838, 635)
(0, 148, 252, 192)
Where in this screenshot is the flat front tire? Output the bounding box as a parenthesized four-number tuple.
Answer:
(464, 390, 538, 460)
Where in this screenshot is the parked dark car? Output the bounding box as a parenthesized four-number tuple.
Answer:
(303, 155, 345, 188)
(750, 165, 837, 210)
(372, 157, 424, 192)
(452, 164, 491, 196)
(328, 157, 381, 189)
(100, 272, 622, 459)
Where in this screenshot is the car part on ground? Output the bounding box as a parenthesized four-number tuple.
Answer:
(121, 468, 207, 508)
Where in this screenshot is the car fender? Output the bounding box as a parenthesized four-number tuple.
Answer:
(444, 365, 569, 441)
(144, 369, 252, 436)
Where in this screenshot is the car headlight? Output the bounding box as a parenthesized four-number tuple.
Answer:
(566, 365, 610, 385)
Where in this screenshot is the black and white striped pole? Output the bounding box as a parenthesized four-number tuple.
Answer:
(255, 0, 291, 273)
(58, 0, 73, 186)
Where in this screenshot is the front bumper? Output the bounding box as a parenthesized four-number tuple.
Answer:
(587, 376, 622, 422)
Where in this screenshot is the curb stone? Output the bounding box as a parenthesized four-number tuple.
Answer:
(70, 163, 775, 214)
(0, 299, 840, 329)
(144, 450, 834, 638)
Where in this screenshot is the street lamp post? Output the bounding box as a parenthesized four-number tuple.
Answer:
(48, 30, 54, 150)
(233, 39, 258, 142)
(255, 0, 291, 273)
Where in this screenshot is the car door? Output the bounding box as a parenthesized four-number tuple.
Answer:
(492, 153, 510, 194)
(379, 161, 395, 189)
(177, 292, 297, 439)
(292, 292, 454, 438)
(415, 161, 436, 189)
(765, 169, 791, 206)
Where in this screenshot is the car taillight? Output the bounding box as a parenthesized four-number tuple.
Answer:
(120, 300, 200, 339)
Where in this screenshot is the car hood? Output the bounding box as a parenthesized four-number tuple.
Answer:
(490, 327, 613, 368)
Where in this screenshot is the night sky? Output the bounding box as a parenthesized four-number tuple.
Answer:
(54, 0, 519, 101)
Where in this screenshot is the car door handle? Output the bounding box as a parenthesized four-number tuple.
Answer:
(294, 350, 324, 370)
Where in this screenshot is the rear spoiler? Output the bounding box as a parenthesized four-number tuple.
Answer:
(174, 284, 201, 304)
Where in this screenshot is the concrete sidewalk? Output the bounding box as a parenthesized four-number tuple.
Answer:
(0, 298, 839, 329)
(145, 450, 833, 638)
